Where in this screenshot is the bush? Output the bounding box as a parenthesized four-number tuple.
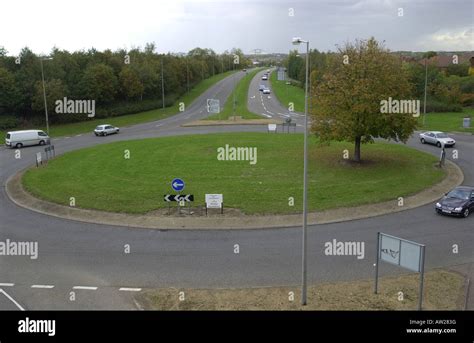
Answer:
(0, 115, 20, 129)
(424, 100, 462, 113)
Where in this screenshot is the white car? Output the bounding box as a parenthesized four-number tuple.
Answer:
(261, 75, 268, 81)
(419, 131, 455, 147)
(5, 130, 50, 148)
(94, 124, 120, 136)
(263, 88, 271, 94)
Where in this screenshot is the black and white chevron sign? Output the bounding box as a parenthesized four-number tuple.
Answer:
(164, 194, 194, 202)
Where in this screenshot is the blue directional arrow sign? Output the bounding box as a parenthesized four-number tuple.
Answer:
(171, 178, 185, 192)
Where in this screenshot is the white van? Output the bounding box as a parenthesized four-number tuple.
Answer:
(5, 130, 50, 148)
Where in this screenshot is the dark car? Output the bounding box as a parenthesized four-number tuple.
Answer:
(435, 186, 474, 218)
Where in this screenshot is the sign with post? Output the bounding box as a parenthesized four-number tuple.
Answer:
(205, 194, 223, 214)
(164, 194, 194, 202)
(375, 232, 425, 310)
(171, 178, 185, 192)
(206, 99, 220, 114)
(267, 123, 277, 133)
(35, 152, 42, 167)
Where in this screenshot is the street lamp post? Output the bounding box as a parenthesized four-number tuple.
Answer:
(292, 37, 310, 306)
(161, 57, 165, 109)
(422, 59, 428, 126)
(40, 57, 52, 135)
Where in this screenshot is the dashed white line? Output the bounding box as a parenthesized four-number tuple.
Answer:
(155, 124, 163, 127)
(31, 285, 55, 289)
(73, 286, 98, 290)
(261, 113, 272, 118)
(119, 288, 142, 292)
(0, 288, 25, 311)
(0, 283, 14, 287)
(75, 134, 82, 137)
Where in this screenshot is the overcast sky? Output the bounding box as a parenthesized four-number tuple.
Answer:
(2, 0, 473, 56)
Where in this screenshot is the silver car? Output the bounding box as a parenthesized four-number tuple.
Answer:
(419, 131, 455, 147)
(94, 124, 120, 136)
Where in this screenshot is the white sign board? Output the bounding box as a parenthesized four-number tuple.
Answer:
(206, 99, 220, 114)
(36, 152, 42, 164)
(268, 124, 277, 132)
(379, 233, 423, 272)
(205, 194, 223, 208)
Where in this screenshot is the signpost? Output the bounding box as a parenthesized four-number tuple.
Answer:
(206, 99, 220, 114)
(267, 123, 277, 133)
(205, 194, 223, 214)
(164, 194, 194, 202)
(171, 178, 185, 192)
(35, 152, 42, 167)
(375, 232, 426, 310)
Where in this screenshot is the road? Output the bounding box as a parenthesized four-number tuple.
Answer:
(0, 71, 472, 310)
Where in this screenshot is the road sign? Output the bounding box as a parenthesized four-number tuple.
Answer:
(171, 178, 185, 192)
(206, 99, 220, 113)
(268, 124, 277, 133)
(35, 152, 42, 167)
(164, 194, 194, 202)
(205, 194, 223, 208)
(375, 232, 425, 310)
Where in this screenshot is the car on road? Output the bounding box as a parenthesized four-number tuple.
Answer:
(263, 88, 271, 94)
(5, 130, 50, 148)
(94, 124, 120, 136)
(259, 84, 265, 91)
(419, 131, 455, 147)
(261, 75, 268, 80)
(435, 186, 474, 218)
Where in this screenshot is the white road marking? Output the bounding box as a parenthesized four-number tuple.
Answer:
(64, 137, 71, 139)
(119, 288, 142, 292)
(75, 134, 82, 137)
(73, 286, 98, 290)
(0, 283, 14, 287)
(0, 288, 25, 311)
(261, 113, 272, 118)
(155, 124, 163, 127)
(31, 285, 55, 289)
(266, 111, 275, 115)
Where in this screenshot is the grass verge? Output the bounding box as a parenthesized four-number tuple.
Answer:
(206, 68, 263, 120)
(23, 132, 445, 214)
(269, 70, 305, 113)
(135, 269, 464, 310)
(418, 108, 474, 134)
(1, 71, 236, 139)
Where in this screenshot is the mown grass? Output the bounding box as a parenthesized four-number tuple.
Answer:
(136, 269, 464, 310)
(23, 132, 445, 214)
(269, 70, 305, 113)
(418, 108, 474, 133)
(206, 68, 263, 120)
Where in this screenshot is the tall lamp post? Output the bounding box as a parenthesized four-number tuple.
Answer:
(292, 37, 310, 306)
(161, 57, 165, 109)
(40, 56, 53, 135)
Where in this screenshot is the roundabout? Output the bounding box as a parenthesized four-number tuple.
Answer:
(0, 72, 473, 310)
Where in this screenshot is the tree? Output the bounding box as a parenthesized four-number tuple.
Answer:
(119, 66, 144, 99)
(0, 66, 21, 115)
(79, 63, 118, 103)
(311, 37, 417, 162)
(31, 79, 68, 122)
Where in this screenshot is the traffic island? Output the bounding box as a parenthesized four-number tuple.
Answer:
(6, 159, 462, 230)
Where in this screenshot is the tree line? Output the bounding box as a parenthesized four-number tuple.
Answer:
(0, 44, 250, 129)
(283, 46, 474, 113)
